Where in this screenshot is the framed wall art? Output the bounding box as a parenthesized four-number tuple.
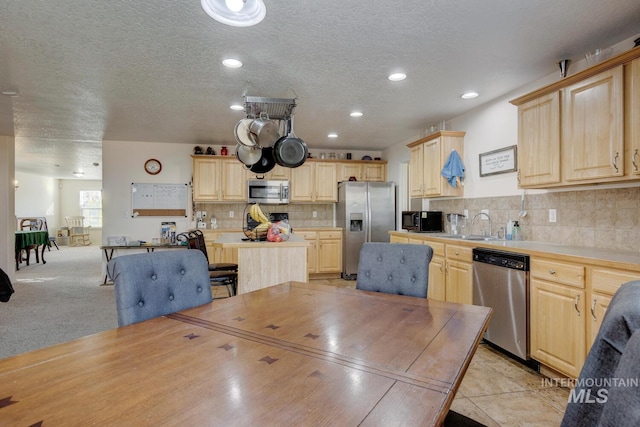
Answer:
(479, 145, 517, 177)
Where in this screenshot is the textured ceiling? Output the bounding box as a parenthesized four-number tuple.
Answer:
(2, 0, 640, 180)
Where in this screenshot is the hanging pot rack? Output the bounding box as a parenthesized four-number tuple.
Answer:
(244, 96, 297, 120)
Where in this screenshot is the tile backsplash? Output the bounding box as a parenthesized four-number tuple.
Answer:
(429, 187, 640, 252)
(194, 203, 334, 230)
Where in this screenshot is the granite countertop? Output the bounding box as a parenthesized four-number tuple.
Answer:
(390, 230, 640, 271)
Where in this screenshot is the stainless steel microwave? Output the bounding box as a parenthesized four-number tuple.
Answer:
(247, 180, 290, 204)
(401, 211, 444, 232)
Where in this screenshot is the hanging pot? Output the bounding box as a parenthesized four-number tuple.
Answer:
(250, 147, 276, 174)
(235, 143, 262, 167)
(234, 118, 257, 147)
(273, 116, 308, 168)
(249, 113, 279, 148)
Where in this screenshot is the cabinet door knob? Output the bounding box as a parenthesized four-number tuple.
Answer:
(612, 151, 620, 173)
(574, 294, 581, 316)
(633, 149, 639, 172)
(549, 269, 556, 275)
(591, 298, 597, 321)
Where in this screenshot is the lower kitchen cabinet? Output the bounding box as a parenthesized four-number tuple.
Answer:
(202, 231, 238, 264)
(297, 229, 342, 275)
(530, 258, 586, 378)
(587, 267, 640, 349)
(444, 244, 473, 305)
(531, 278, 586, 378)
(427, 243, 446, 301)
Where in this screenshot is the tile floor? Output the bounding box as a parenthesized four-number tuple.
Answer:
(215, 278, 571, 426)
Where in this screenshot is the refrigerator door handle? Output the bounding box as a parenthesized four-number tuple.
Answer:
(365, 187, 371, 242)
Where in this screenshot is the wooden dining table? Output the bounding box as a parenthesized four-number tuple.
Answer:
(0, 281, 492, 426)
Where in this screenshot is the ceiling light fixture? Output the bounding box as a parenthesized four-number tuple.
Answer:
(201, 0, 266, 27)
(73, 171, 85, 177)
(350, 111, 363, 118)
(230, 104, 244, 111)
(222, 58, 243, 68)
(461, 92, 479, 99)
(328, 133, 338, 138)
(388, 73, 407, 82)
(1, 90, 19, 97)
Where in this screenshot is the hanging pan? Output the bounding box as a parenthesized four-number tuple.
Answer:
(234, 118, 257, 147)
(273, 116, 308, 168)
(235, 143, 262, 167)
(250, 147, 276, 174)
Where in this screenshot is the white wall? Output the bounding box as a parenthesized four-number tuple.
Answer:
(14, 172, 60, 228)
(102, 140, 196, 243)
(1, 135, 16, 276)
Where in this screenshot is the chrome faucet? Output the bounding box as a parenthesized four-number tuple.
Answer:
(471, 212, 493, 237)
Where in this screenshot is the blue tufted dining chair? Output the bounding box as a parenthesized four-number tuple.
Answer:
(356, 242, 433, 298)
(107, 250, 213, 327)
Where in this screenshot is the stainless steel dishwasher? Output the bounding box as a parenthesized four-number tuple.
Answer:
(472, 248, 530, 361)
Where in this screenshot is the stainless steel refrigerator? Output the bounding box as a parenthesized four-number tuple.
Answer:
(337, 181, 396, 279)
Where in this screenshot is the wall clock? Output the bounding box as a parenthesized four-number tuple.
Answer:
(144, 158, 162, 175)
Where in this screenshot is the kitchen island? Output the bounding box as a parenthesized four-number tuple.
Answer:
(212, 232, 309, 294)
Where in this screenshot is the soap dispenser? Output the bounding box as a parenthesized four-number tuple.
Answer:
(512, 221, 521, 241)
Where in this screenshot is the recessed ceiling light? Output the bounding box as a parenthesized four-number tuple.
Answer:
(229, 104, 244, 111)
(1, 90, 19, 97)
(73, 171, 85, 177)
(222, 58, 243, 68)
(461, 92, 479, 99)
(201, 0, 266, 27)
(328, 133, 338, 138)
(350, 111, 363, 118)
(388, 73, 407, 82)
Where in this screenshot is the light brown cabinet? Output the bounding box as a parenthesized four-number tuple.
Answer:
(201, 230, 238, 264)
(407, 131, 465, 198)
(626, 58, 640, 176)
(512, 47, 640, 189)
(291, 162, 338, 202)
(297, 229, 342, 275)
(192, 157, 221, 201)
(337, 161, 386, 182)
(192, 156, 246, 202)
(530, 258, 586, 378)
(562, 66, 624, 182)
(444, 244, 473, 305)
(587, 267, 640, 349)
(517, 92, 560, 186)
(246, 164, 291, 181)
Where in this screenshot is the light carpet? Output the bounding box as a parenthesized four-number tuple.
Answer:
(0, 245, 117, 360)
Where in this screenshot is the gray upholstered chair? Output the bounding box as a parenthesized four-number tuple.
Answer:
(107, 250, 213, 327)
(561, 280, 640, 427)
(356, 242, 433, 298)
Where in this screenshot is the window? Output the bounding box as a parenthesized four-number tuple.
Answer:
(80, 190, 102, 228)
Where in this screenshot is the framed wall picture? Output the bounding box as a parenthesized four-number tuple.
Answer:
(479, 145, 517, 177)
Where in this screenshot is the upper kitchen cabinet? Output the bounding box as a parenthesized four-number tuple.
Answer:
(192, 156, 247, 202)
(517, 92, 561, 186)
(336, 160, 387, 182)
(626, 58, 640, 176)
(511, 46, 640, 189)
(192, 156, 221, 201)
(246, 164, 291, 181)
(562, 66, 624, 181)
(290, 160, 337, 202)
(407, 131, 465, 198)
